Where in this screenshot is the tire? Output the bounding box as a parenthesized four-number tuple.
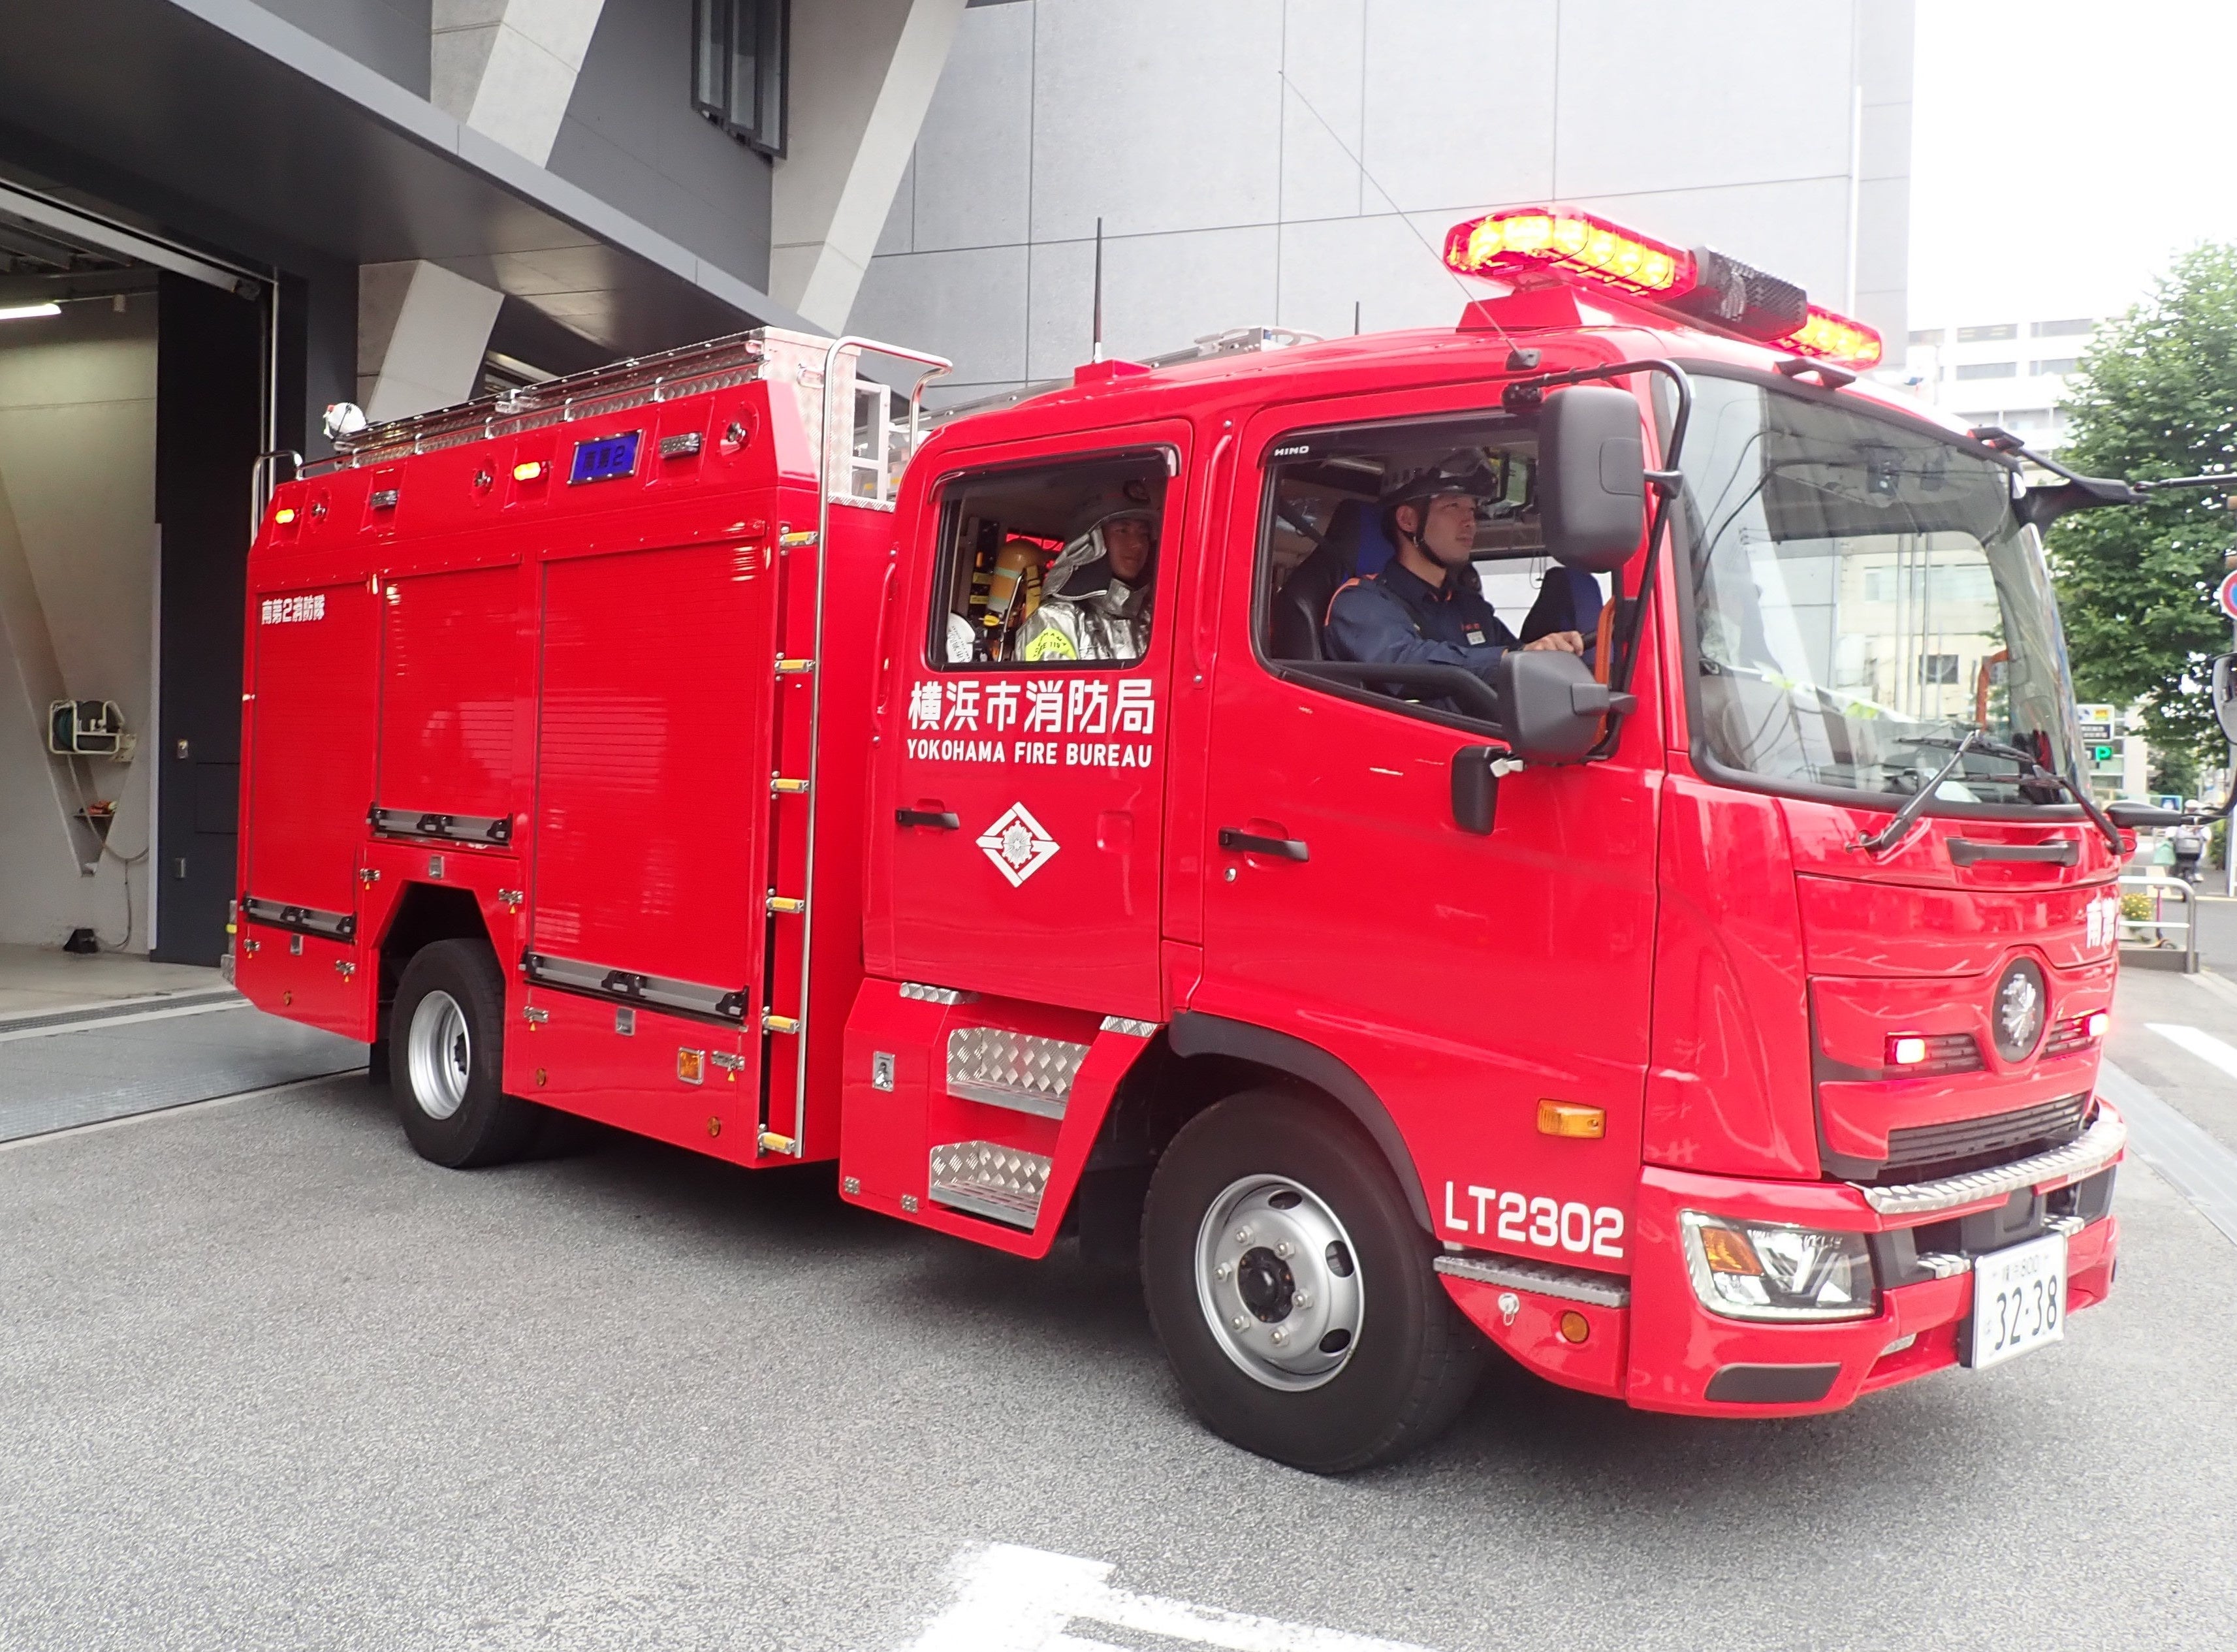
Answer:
(390, 938, 538, 1169)
(1142, 1090, 1486, 1473)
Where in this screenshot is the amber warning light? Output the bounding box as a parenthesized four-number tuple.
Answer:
(1444, 205, 1882, 368)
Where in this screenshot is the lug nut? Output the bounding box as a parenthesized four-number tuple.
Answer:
(1293, 1291, 1313, 1309)
(1231, 1315, 1250, 1331)
(1214, 1262, 1232, 1280)
(1269, 1327, 1289, 1345)
(1233, 1226, 1252, 1244)
(1275, 1241, 1293, 1258)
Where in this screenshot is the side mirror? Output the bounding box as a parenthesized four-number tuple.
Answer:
(1537, 384, 1646, 573)
(1451, 745, 1502, 834)
(2214, 654, 2237, 745)
(1499, 649, 1637, 764)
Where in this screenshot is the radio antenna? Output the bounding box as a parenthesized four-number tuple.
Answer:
(1091, 216, 1105, 362)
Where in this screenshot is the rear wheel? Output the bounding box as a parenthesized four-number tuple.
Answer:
(391, 938, 537, 1168)
(1141, 1090, 1485, 1472)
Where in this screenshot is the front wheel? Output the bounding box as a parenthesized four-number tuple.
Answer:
(391, 938, 538, 1168)
(1141, 1090, 1485, 1472)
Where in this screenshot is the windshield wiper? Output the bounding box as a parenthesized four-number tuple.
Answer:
(1855, 731, 2124, 858)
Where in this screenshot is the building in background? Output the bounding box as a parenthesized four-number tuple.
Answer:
(853, 0, 1915, 406)
(1899, 315, 2101, 450)
(0, 0, 968, 965)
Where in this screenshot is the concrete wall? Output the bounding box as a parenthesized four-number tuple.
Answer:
(255, 0, 436, 96)
(0, 297, 159, 952)
(547, 0, 776, 286)
(854, 0, 1914, 403)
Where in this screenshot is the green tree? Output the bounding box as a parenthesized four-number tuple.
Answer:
(2048, 243, 2237, 760)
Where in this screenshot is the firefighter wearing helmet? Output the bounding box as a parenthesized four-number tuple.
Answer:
(1324, 459, 1583, 707)
(1016, 506, 1158, 663)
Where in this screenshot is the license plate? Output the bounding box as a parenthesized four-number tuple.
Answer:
(1968, 1231, 2068, 1370)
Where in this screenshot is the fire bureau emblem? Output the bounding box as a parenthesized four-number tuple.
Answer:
(977, 802, 1059, 887)
(1993, 959, 2048, 1061)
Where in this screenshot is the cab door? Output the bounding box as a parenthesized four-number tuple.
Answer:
(872, 426, 1190, 1023)
(1192, 393, 1662, 1267)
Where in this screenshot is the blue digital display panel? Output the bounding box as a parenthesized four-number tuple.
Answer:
(569, 430, 642, 485)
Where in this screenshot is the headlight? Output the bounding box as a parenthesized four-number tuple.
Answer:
(1678, 1212, 1877, 1322)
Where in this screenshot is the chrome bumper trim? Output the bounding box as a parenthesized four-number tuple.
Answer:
(1856, 1109, 2127, 1218)
(1433, 1252, 1632, 1309)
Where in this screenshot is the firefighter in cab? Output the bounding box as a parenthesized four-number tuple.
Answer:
(1018, 505, 1159, 663)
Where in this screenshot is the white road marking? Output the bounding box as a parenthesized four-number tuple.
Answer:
(0, 998, 249, 1045)
(2146, 1021, 2237, 1081)
(901, 1542, 1436, 1652)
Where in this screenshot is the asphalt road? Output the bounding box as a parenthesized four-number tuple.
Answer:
(5, 1033, 2236, 1652)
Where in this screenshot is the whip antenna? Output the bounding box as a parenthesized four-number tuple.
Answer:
(1091, 216, 1105, 362)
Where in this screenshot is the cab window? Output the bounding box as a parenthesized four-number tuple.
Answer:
(1256, 413, 1606, 711)
(928, 452, 1169, 670)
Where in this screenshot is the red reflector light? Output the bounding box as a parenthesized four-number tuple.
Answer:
(1444, 208, 1695, 297)
(1777, 304, 1884, 368)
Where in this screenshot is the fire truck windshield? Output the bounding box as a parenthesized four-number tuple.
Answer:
(1676, 373, 2082, 807)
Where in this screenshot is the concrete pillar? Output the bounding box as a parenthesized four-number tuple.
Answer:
(431, 0, 608, 168)
(357, 260, 507, 422)
(772, 0, 966, 332)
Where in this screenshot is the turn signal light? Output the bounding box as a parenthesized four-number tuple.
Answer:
(513, 460, 546, 483)
(2086, 1011, 2110, 1039)
(1536, 1099, 1607, 1139)
(1443, 207, 1694, 296)
(1776, 303, 1884, 368)
(1695, 1224, 1764, 1277)
(1557, 1310, 1591, 1344)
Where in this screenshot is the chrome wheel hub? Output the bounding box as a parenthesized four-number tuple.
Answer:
(1194, 1175, 1364, 1391)
(405, 989, 471, 1121)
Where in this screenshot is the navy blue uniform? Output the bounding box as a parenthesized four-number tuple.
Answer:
(1324, 559, 1517, 707)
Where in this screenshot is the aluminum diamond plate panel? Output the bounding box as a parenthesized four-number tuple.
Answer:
(927, 1140, 1052, 1228)
(945, 1027, 1088, 1119)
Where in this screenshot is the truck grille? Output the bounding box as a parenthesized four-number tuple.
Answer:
(1875, 1093, 2090, 1181)
(2042, 1015, 2097, 1060)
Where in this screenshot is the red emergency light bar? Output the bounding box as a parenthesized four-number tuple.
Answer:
(1444, 206, 1884, 368)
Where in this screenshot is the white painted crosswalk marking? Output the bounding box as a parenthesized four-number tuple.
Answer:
(2146, 1021, 2237, 1081)
(902, 1542, 1436, 1652)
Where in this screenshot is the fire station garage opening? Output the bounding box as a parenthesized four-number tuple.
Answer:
(1259, 417, 1610, 687)
(932, 453, 1169, 667)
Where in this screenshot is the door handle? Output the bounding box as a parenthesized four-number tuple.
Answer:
(1218, 827, 1309, 862)
(896, 807, 961, 830)
(1947, 838, 2079, 866)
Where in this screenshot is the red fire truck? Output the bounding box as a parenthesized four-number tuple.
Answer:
(236, 208, 2134, 1470)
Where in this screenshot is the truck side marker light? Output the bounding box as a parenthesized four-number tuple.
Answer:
(1558, 1311, 1591, 1344)
(1536, 1100, 1606, 1138)
(1888, 1036, 1929, 1066)
(513, 460, 545, 483)
(274, 507, 296, 524)
(707, 1116, 721, 1137)
(678, 1049, 705, 1085)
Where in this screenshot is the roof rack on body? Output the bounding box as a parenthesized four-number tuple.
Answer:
(927, 323, 1324, 428)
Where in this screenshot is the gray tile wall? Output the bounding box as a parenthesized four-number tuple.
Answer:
(854, 0, 1913, 402)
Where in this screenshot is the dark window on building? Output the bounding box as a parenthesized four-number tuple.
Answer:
(2030, 358, 2080, 377)
(1918, 654, 1960, 685)
(1956, 323, 2017, 343)
(2033, 317, 2093, 338)
(1954, 362, 2016, 381)
(693, 0, 788, 155)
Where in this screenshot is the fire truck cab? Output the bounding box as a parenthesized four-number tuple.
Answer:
(237, 208, 2126, 1471)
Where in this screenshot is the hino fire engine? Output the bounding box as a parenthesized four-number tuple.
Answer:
(236, 208, 2150, 1470)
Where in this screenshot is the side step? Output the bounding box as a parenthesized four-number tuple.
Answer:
(945, 1026, 1088, 1120)
(928, 1141, 1053, 1229)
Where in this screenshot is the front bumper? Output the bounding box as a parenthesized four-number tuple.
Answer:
(1438, 1107, 2124, 1416)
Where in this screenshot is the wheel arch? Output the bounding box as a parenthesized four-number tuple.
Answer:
(1152, 1012, 1433, 1233)
(374, 883, 492, 1040)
